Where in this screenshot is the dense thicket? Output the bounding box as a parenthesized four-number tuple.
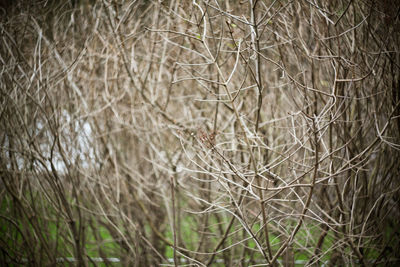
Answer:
(1, 0, 399, 266)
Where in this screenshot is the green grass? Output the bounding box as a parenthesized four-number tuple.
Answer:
(2, 194, 399, 265)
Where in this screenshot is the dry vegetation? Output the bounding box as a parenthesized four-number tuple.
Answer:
(1, 0, 400, 266)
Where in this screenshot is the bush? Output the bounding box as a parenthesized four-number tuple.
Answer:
(1, 0, 399, 266)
